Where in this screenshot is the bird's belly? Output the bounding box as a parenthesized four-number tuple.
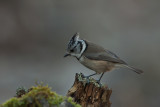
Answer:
(79, 56, 115, 74)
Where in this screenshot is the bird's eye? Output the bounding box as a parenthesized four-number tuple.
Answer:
(70, 49, 74, 52)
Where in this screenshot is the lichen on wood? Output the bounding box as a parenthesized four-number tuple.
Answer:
(67, 73, 112, 107)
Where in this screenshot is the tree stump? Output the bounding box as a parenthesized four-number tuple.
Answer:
(67, 73, 112, 107)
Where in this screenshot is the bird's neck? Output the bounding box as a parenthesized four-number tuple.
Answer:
(76, 40, 87, 60)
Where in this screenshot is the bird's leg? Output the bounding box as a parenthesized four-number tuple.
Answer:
(85, 73, 97, 79)
(96, 72, 105, 85)
(84, 73, 97, 83)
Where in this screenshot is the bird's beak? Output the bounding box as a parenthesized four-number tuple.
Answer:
(64, 53, 70, 57)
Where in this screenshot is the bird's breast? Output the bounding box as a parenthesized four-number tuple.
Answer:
(79, 56, 115, 73)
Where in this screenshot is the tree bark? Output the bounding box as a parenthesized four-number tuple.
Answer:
(67, 73, 112, 107)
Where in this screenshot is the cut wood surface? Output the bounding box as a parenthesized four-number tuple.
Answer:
(67, 73, 112, 107)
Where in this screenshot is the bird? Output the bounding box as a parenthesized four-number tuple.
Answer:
(64, 33, 143, 83)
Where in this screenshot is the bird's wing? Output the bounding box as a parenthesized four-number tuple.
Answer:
(83, 41, 127, 64)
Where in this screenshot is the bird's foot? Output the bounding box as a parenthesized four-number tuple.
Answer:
(96, 80, 102, 87)
(80, 73, 90, 83)
(84, 76, 90, 83)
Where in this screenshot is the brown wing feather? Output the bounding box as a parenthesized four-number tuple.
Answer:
(83, 41, 127, 64)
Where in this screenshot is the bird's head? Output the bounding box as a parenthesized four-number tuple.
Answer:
(64, 32, 86, 59)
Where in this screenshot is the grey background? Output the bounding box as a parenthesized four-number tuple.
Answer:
(0, 0, 160, 107)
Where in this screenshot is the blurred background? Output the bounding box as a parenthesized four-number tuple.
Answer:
(0, 0, 160, 107)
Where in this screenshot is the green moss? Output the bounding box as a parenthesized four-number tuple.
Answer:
(1, 85, 81, 107)
(67, 97, 81, 107)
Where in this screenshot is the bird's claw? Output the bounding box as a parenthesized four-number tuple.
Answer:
(84, 76, 90, 83)
(96, 80, 102, 87)
(80, 73, 90, 83)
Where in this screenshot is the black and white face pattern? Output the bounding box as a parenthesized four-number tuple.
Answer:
(67, 33, 86, 58)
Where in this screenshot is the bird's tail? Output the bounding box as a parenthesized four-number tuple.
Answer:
(123, 64, 144, 74)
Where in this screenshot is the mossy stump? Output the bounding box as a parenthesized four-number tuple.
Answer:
(0, 85, 81, 107)
(67, 73, 112, 107)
